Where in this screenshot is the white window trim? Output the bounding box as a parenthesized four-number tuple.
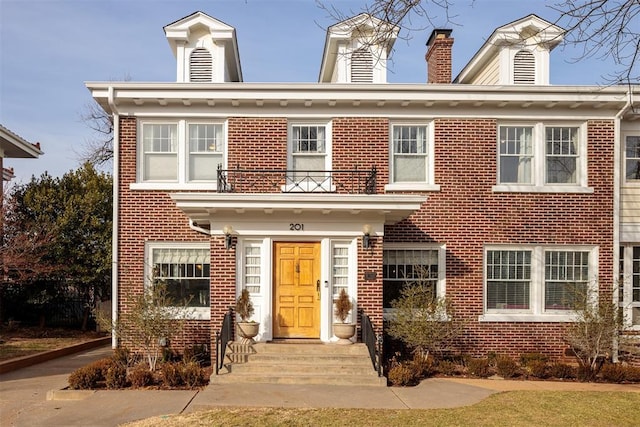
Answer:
(622, 133, 640, 187)
(386, 122, 438, 192)
(145, 241, 211, 320)
(493, 122, 592, 193)
(382, 243, 446, 319)
(619, 244, 640, 330)
(480, 244, 599, 323)
(135, 119, 227, 190)
(284, 120, 334, 192)
(330, 240, 358, 324)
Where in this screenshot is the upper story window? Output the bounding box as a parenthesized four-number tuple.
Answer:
(137, 120, 226, 189)
(513, 49, 535, 84)
(482, 245, 597, 322)
(624, 135, 640, 182)
(287, 122, 332, 191)
(495, 123, 590, 193)
(142, 123, 178, 181)
(188, 124, 223, 181)
(351, 48, 373, 83)
(189, 48, 213, 82)
(386, 123, 438, 192)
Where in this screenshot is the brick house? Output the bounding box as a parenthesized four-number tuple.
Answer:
(87, 11, 640, 369)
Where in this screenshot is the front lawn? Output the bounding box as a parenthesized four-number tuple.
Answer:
(0, 326, 106, 361)
(124, 391, 640, 427)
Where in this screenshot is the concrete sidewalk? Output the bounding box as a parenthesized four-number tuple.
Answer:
(1, 345, 639, 427)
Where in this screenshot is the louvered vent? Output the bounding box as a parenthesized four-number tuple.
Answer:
(513, 50, 535, 84)
(351, 49, 373, 83)
(190, 48, 213, 82)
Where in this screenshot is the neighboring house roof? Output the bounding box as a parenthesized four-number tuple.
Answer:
(3, 167, 15, 182)
(319, 13, 399, 83)
(454, 14, 565, 84)
(164, 10, 242, 82)
(0, 124, 43, 158)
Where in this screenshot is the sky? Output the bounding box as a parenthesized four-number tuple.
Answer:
(1, 0, 621, 185)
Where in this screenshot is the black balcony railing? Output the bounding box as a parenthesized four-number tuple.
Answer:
(217, 165, 377, 194)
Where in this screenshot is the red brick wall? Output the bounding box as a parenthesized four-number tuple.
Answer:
(426, 37, 454, 84)
(357, 238, 384, 334)
(117, 117, 210, 354)
(384, 118, 615, 359)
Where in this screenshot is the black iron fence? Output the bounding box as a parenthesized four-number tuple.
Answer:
(217, 165, 377, 194)
(215, 307, 234, 375)
(360, 308, 383, 377)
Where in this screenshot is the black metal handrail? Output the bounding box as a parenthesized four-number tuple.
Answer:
(215, 307, 234, 375)
(217, 165, 377, 194)
(360, 308, 383, 377)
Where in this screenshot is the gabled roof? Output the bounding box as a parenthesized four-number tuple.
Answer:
(164, 11, 242, 82)
(319, 13, 399, 83)
(455, 14, 565, 83)
(0, 124, 43, 158)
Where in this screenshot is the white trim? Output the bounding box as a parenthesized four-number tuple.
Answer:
(481, 244, 599, 322)
(389, 121, 436, 187)
(492, 185, 594, 193)
(144, 241, 211, 320)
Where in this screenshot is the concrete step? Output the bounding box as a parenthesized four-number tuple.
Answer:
(213, 341, 384, 387)
(210, 373, 385, 386)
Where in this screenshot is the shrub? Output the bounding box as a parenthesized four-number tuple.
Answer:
(410, 352, 437, 378)
(388, 361, 418, 386)
(600, 363, 628, 383)
(548, 363, 576, 379)
(528, 360, 549, 379)
(68, 364, 103, 390)
(129, 365, 155, 388)
(467, 358, 492, 378)
(112, 347, 131, 366)
(182, 361, 207, 388)
(437, 360, 461, 376)
(184, 344, 210, 365)
(161, 362, 183, 387)
(495, 355, 520, 378)
(90, 357, 116, 378)
(105, 364, 128, 389)
(520, 352, 548, 367)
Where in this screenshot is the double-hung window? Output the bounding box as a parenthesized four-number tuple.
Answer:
(287, 122, 331, 191)
(495, 123, 589, 192)
(142, 123, 178, 181)
(383, 245, 444, 315)
(483, 245, 597, 321)
(188, 123, 223, 181)
(147, 243, 210, 319)
(624, 135, 640, 182)
(138, 120, 225, 188)
(387, 124, 437, 191)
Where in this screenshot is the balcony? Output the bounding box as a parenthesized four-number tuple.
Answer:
(217, 165, 377, 194)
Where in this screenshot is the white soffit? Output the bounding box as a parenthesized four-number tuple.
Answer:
(171, 193, 426, 226)
(0, 124, 43, 158)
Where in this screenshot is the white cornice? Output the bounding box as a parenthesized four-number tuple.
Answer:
(86, 82, 635, 116)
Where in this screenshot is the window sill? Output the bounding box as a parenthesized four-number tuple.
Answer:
(385, 183, 441, 192)
(492, 184, 593, 194)
(478, 313, 574, 322)
(130, 182, 218, 191)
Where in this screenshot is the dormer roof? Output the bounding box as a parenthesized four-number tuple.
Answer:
(164, 11, 242, 82)
(455, 14, 565, 84)
(319, 13, 399, 83)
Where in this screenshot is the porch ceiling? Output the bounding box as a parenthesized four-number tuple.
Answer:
(170, 193, 426, 229)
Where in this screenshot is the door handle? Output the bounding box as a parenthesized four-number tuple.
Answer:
(316, 280, 320, 298)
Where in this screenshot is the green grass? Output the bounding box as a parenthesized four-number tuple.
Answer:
(124, 391, 640, 427)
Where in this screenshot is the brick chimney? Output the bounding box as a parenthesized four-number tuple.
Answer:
(426, 29, 453, 83)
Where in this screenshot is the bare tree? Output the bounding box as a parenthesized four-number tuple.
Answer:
(320, 0, 639, 84)
(77, 100, 114, 167)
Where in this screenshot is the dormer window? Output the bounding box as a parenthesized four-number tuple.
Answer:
(513, 49, 535, 84)
(189, 48, 213, 82)
(351, 48, 373, 83)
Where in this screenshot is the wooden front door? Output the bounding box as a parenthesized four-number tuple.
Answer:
(273, 242, 321, 338)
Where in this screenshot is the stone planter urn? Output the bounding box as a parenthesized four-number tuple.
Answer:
(236, 322, 260, 344)
(333, 323, 356, 345)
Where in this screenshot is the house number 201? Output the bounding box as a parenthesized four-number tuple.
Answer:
(289, 223, 304, 231)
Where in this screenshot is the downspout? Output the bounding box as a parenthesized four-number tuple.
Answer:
(108, 86, 120, 349)
(613, 90, 633, 361)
